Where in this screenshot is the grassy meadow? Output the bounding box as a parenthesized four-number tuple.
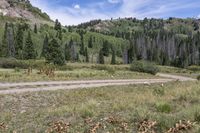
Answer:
(0, 81, 200, 132)
(0, 61, 163, 82)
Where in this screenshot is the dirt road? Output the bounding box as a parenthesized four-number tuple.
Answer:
(0, 73, 196, 95)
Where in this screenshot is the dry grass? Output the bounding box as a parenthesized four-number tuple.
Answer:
(0, 67, 157, 82)
(0, 81, 200, 132)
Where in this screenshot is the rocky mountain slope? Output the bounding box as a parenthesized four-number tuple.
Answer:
(0, 0, 52, 24)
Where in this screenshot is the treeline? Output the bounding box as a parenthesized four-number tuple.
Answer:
(0, 20, 120, 66)
(126, 30, 200, 68)
(77, 18, 200, 68)
(1, 18, 200, 68)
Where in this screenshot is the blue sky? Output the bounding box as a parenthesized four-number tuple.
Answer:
(30, 0, 200, 25)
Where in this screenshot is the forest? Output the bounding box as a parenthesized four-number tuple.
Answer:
(0, 16, 200, 68)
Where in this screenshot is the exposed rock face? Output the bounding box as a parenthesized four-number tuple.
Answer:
(0, 0, 51, 24)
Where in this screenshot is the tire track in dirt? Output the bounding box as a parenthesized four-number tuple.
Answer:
(0, 73, 196, 95)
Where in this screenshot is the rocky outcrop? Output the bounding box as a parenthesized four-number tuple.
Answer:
(0, 0, 51, 24)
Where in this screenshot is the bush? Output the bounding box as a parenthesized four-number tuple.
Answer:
(59, 65, 74, 71)
(14, 67, 21, 72)
(153, 87, 165, 96)
(187, 65, 200, 72)
(155, 102, 172, 113)
(0, 58, 29, 69)
(92, 65, 116, 74)
(130, 61, 159, 75)
(197, 75, 200, 81)
(194, 111, 200, 123)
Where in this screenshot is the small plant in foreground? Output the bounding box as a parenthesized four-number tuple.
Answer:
(194, 111, 200, 123)
(153, 87, 165, 96)
(197, 75, 200, 80)
(155, 102, 172, 113)
(167, 120, 196, 133)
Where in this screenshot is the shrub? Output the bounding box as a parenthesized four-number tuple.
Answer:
(153, 87, 165, 96)
(58, 65, 74, 71)
(197, 75, 200, 81)
(194, 111, 200, 123)
(187, 65, 200, 72)
(0, 58, 29, 69)
(92, 65, 116, 74)
(155, 102, 172, 113)
(14, 67, 20, 72)
(130, 61, 159, 75)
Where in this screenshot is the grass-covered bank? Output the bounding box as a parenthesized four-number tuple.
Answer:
(0, 67, 156, 82)
(0, 60, 160, 82)
(0, 81, 200, 132)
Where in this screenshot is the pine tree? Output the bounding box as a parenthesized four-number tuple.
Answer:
(0, 39, 2, 57)
(88, 36, 93, 48)
(54, 19, 61, 31)
(56, 30, 62, 40)
(111, 50, 116, 64)
(46, 38, 65, 65)
(34, 24, 37, 34)
(65, 43, 71, 61)
(15, 24, 24, 59)
(7, 23, 15, 57)
(99, 49, 104, 64)
(1, 22, 8, 57)
(41, 34, 49, 58)
(102, 40, 110, 56)
(85, 47, 89, 62)
(79, 31, 85, 55)
(23, 32, 37, 60)
(128, 44, 135, 63)
(79, 42, 85, 55)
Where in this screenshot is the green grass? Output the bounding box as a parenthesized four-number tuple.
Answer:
(0, 81, 200, 132)
(0, 66, 156, 82)
(159, 65, 200, 78)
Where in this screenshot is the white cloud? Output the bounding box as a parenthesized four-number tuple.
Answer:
(29, 0, 200, 25)
(74, 4, 80, 9)
(108, 0, 121, 4)
(30, 0, 110, 25)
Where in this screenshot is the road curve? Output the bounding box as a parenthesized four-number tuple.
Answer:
(0, 73, 196, 95)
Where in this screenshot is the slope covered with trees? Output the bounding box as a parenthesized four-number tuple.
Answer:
(0, 18, 129, 65)
(0, 0, 200, 68)
(76, 18, 200, 67)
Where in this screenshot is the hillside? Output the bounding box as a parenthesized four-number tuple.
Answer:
(0, 0, 52, 24)
(76, 18, 200, 67)
(0, 0, 200, 68)
(76, 18, 200, 35)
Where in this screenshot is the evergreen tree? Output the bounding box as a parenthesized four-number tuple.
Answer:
(76, 53, 80, 62)
(0, 39, 2, 57)
(128, 44, 135, 63)
(99, 49, 104, 64)
(65, 43, 71, 61)
(41, 34, 49, 57)
(7, 23, 15, 57)
(46, 38, 65, 65)
(34, 24, 37, 34)
(193, 21, 199, 31)
(23, 32, 37, 60)
(56, 30, 62, 40)
(54, 19, 61, 31)
(15, 24, 24, 59)
(1, 22, 8, 57)
(111, 49, 116, 64)
(102, 40, 110, 56)
(80, 42, 85, 55)
(85, 47, 89, 62)
(88, 36, 93, 48)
